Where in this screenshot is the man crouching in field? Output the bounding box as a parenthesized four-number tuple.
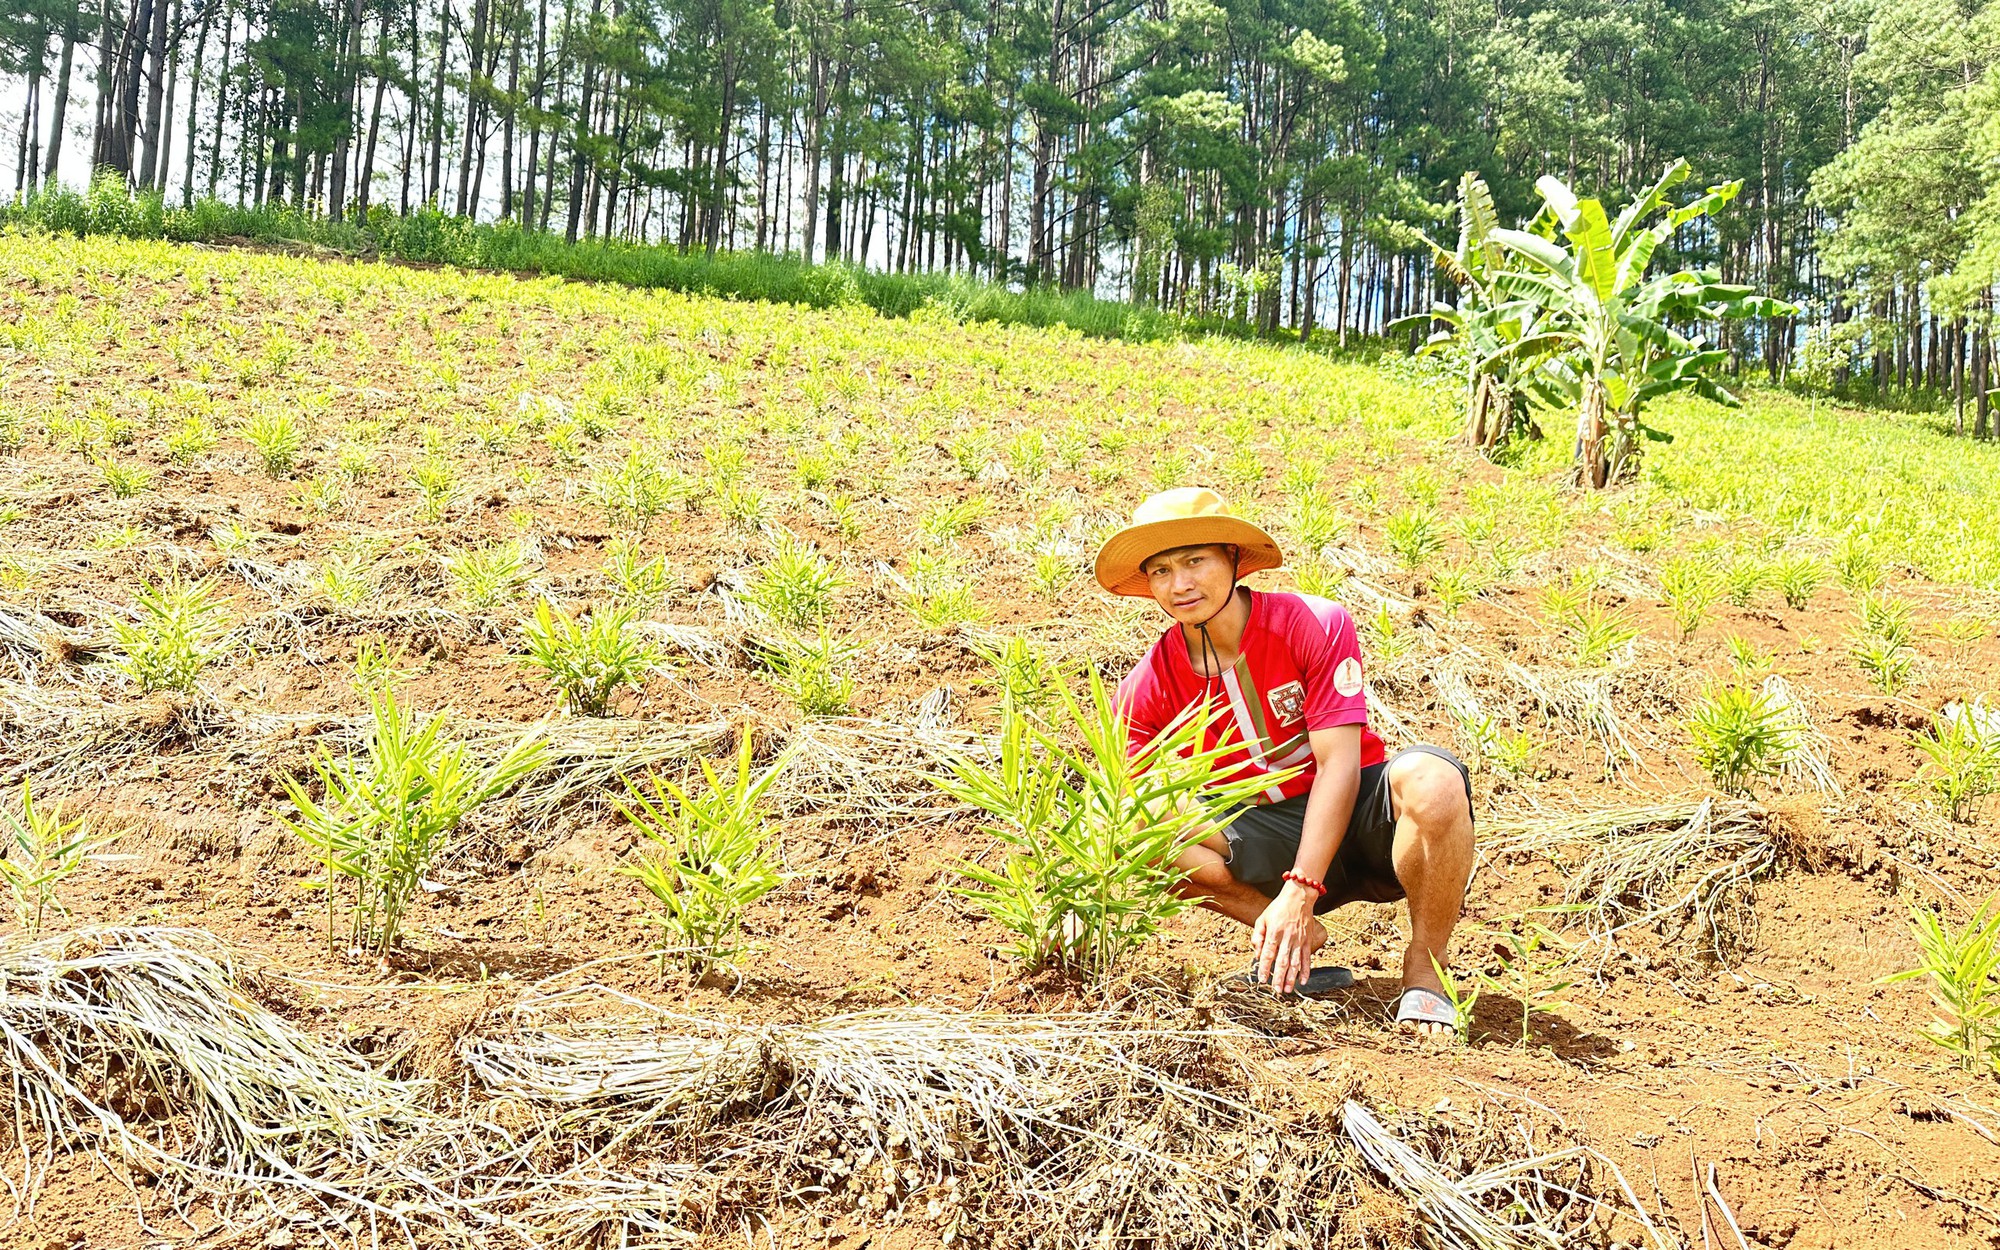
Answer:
(1096, 488, 1476, 1035)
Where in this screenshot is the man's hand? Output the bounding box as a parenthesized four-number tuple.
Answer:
(1251, 883, 1328, 992)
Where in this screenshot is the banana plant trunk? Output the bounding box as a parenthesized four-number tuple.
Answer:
(1576, 379, 1609, 489)
(1464, 372, 1493, 447)
(1485, 382, 1516, 450)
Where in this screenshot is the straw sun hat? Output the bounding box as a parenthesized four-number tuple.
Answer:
(1093, 487, 1284, 597)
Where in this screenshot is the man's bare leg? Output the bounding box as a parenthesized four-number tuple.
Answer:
(1387, 753, 1476, 1036)
(1172, 835, 1327, 955)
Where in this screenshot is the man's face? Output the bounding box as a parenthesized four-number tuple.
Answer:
(1141, 543, 1238, 625)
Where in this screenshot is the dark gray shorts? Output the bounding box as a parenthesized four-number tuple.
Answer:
(1219, 744, 1472, 911)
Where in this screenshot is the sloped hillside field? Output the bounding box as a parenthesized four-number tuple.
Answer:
(2, 233, 1999, 1249)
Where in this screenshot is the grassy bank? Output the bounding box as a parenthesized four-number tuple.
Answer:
(1, 177, 1218, 344)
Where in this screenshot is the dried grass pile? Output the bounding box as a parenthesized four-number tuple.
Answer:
(1, 926, 1669, 1249)
(1486, 796, 1776, 963)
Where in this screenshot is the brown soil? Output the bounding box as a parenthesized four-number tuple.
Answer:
(2, 235, 1999, 1248)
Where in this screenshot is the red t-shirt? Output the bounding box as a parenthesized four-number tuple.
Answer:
(1115, 589, 1385, 804)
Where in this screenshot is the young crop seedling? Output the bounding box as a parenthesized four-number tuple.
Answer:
(113, 575, 233, 693)
(0, 779, 101, 938)
(938, 673, 1296, 981)
(294, 473, 347, 517)
(604, 537, 674, 607)
(1428, 955, 1480, 1043)
(98, 458, 150, 498)
(1931, 615, 1989, 662)
(1722, 554, 1767, 608)
(519, 600, 662, 716)
(589, 449, 682, 530)
(1475, 923, 1575, 1046)
(717, 481, 773, 532)
(756, 626, 859, 717)
(242, 408, 308, 477)
(1363, 603, 1415, 664)
(1772, 553, 1826, 611)
(1029, 552, 1075, 602)
(1724, 633, 1776, 676)
(1383, 506, 1443, 571)
(1286, 490, 1347, 557)
(1562, 600, 1641, 668)
(1660, 557, 1722, 641)
(285, 687, 547, 956)
(444, 541, 535, 610)
(1848, 593, 1915, 694)
(318, 552, 377, 608)
(1833, 536, 1885, 595)
(1911, 701, 2000, 823)
(916, 496, 990, 547)
(407, 456, 460, 522)
(744, 533, 844, 627)
(1427, 564, 1485, 617)
(1886, 897, 2000, 1075)
(617, 734, 790, 978)
(1686, 682, 1794, 795)
(163, 414, 218, 465)
(351, 636, 418, 695)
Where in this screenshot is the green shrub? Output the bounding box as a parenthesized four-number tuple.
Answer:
(241, 408, 307, 477)
(1685, 682, 1794, 795)
(1886, 898, 2000, 1074)
(617, 734, 790, 976)
(519, 600, 662, 715)
(0, 779, 99, 937)
(1911, 702, 2000, 823)
(936, 671, 1289, 980)
(1660, 557, 1721, 641)
(284, 687, 546, 954)
(113, 575, 233, 692)
(743, 532, 843, 627)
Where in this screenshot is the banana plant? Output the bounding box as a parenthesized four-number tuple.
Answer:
(1485, 161, 1796, 488)
(1397, 172, 1549, 451)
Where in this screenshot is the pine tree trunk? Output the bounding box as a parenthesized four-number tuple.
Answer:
(328, 0, 366, 216)
(456, 0, 488, 215)
(137, 0, 172, 188)
(428, 1, 451, 207)
(500, 16, 519, 218)
(108, 0, 153, 177)
(153, 29, 180, 196)
(91, 0, 117, 171)
(179, 9, 210, 204)
(208, 12, 232, 197)
(43, 13, 77, 187)
(357, 16, 391, 216)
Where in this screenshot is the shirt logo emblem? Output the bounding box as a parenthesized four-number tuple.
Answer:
(1269, 680, 1306, 725)
(1333, 657, 1364, 697)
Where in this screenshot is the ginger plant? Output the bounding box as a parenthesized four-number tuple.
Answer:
(0, 780, 101, 937)
(284, 687, 546, 956)
(937, 669, 1292, 982)
(617, 734, 790, 977)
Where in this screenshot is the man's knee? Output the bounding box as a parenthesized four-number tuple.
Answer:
(1393, 754, 1473, 838)
(1174, 857, 1237, 899)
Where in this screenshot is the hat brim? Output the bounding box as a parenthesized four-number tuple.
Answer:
(1094, 516, 1283, 597)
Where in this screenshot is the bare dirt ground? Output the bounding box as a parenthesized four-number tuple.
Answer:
(1, 234, 1998, 1248)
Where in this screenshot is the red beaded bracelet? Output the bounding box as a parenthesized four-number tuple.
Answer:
(1281, 871, 1327, 897)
